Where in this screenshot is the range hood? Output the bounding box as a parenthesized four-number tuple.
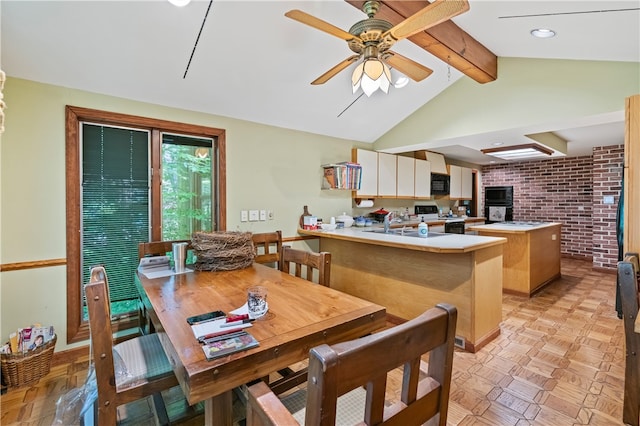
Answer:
(416, 151, 448, 174)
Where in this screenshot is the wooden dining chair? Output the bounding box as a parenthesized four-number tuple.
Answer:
(252, 231, 282, 268)
(280, 246, 331, 287)
(137, 239, 193, 334)
(85, 266, 180, 425)
(619, 252, 640, 426)
(138, 239, 192, 259)
(247, 303, 457, 426)
(267, 248, 332, 394)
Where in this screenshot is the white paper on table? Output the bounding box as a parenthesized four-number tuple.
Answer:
(230, 303, 249, 315)
(138, 267, 194, 279)
(232, 301, 269, 319)
(191, 317, 252, 340)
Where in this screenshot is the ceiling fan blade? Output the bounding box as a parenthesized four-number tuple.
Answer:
(380, 51, 433, 82)
(285, 10, 359, 41)
(311, 55, 361, 85)
(384, 0, 469, 42)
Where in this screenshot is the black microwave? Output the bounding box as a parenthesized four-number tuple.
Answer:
(485, 186, 513, 206)
(431, 174, 450, 195)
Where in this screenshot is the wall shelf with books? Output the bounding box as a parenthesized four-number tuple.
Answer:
(322, 162, 362, 190)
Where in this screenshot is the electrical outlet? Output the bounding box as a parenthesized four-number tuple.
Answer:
(259, 210, 267, 221)
(240, 210, 248, 222)
(268, 210, 274, 220)
(249, 210, 259, 221)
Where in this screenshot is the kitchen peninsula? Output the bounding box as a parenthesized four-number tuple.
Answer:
(468, 222, 562, 297)
(298, 228, 507, 352)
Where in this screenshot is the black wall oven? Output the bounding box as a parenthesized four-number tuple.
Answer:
(484, 186, 513, 206)
(484, 186, 513, 223)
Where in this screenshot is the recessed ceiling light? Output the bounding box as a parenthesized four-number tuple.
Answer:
(491, 142, 504, 146)
(168, 0, 191, 6)
(531, 28, 556, 38)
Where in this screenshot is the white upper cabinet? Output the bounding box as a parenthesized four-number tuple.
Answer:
(414, 159, 431, 198)
(396, 156, 415, 198)
(353, 149, 377, 197)
(449, 165, 473, 199)
(377, 152, 397, 197)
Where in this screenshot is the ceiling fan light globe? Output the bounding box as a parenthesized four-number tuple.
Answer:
(361, 77, 379, 97)
(394, 76, 409, 88)
(352, 79, 361, 94)
(379, 75, 390, 93)
(383, 63, 391, 82)
(351, 63, 365, 86)
(363, 59, 384, 80)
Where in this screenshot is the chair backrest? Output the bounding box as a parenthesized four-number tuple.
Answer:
(85, 266, 118, 422)
(280, 247, 331, 287)
(138, 239, 192, 259)
(252, 231, 282, 267)
(619, 252, 640, 426)
(305, 303, 457, 426)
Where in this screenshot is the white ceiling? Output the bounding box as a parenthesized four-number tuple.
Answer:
(2, 0, 639, 165)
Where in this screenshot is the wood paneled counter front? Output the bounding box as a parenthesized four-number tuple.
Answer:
(298, 228, 507, 352)
(468, 222, 562, 297)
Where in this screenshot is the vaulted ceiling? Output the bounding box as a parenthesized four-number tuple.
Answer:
(2, 1, 638, 164)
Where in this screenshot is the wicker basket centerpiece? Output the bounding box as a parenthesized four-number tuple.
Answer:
(191, 231, 255, 271)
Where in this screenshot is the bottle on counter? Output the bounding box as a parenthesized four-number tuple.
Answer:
(418, 222, 428, 238)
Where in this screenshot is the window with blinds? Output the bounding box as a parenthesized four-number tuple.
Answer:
(66, 106, 226, 343)
(81, 124, 150, 308)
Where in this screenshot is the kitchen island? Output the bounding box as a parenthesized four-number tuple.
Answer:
(468, 222, 562, 297)
(298, 227, 506, 352)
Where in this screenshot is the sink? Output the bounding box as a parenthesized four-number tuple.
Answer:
(363, 228, 451, 238)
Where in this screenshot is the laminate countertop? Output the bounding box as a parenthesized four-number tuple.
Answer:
(467, 222, 562, 233)
(298, 227, 506, 254)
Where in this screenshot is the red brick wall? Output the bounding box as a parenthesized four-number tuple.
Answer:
(592, 145, 624, 269)
(481, 145, 623, 270)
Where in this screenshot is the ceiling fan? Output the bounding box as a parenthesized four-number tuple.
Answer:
(285, 0, 470, 96)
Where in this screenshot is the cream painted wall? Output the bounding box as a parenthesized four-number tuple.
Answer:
(375, 58, 640, 150)
(0, 78, 366, 351)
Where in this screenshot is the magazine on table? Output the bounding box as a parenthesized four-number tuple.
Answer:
(201, 330, 259, 360)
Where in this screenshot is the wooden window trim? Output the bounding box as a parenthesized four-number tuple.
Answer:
(65, 105, 226, 344)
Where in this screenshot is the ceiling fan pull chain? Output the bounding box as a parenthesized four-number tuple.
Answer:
(447, 55, 452, 82)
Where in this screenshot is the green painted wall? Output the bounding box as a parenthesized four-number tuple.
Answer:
(0, 78, 364, 351)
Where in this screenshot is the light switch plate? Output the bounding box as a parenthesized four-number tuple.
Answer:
(240, 210, 248, 222)
(249, 210, 259, 221)
(259, 210, 267, 221)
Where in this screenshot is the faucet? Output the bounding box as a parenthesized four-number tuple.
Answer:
(383, 212, 394, 233)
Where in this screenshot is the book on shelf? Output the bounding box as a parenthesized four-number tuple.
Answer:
(322, 162, 362, 190)
(201, 330, 259, 360)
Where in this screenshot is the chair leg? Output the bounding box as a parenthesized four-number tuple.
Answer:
(152, 392, 170, 426)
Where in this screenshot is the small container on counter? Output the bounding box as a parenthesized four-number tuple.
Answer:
(418, 222, 428, 238)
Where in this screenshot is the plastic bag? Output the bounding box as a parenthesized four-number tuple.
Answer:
(52, 364, 97, 425)
(52, 347, 132, 425)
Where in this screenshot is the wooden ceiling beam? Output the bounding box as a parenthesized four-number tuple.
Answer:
(345, 0, 498, 83)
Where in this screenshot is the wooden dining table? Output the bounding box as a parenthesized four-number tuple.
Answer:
(135, 263, 386, 425)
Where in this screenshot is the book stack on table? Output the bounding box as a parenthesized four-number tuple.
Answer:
(190, 313, 259, 360)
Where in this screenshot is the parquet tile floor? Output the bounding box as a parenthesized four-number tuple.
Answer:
(0, 258, 626, 425)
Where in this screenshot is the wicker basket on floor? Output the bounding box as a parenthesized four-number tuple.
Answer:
(191, 231, 255, 271)
(1, 334, 56, 387)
